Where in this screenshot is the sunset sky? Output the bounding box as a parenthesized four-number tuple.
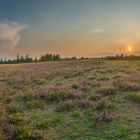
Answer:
(1, 0, 140, 58)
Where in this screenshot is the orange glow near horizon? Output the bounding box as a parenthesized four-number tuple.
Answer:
(124, 45, 134, 54)
(128, 46, 132, 52)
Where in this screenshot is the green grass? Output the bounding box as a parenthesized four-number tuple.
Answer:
(126, 93, 140, 103)
(0, 59, 140, 139)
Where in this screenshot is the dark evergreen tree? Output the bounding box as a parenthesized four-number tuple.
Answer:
(0, 59, 3, 64)
(34, 57, 38, 62)
(17, 54, 20, 63)
(0, 53, 61, 64)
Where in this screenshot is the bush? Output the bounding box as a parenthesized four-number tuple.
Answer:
(79, 80, 101, 91)
(56, 99, 95, 112)
(7, 103, 23, 114)
(97, 77, 109, 81)
(56, 100, 76, 112)
(77, 100, 93, 109)
(32, 85, 86, 102)
(71, 83, 79, 89)
(47, 91, 71, 102)
(114, 80, 140, 91)
(0, 104, 6, 127)
(10, 125, 43, 140)
(96, 86, 118, 96)
(94, 97, 114, 110)
(96, 111, 114, 122)
(27, 100, 44, 110)
(8, 113, 28, 125)
(37, 116, 64, 130)
(89, 94, 102, 101)
(5, 112, 43, 139)
(126, 93, 140, 103)
(0, 133, 5, 140)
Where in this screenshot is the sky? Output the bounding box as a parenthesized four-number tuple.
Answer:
(0, 0, 140, 59)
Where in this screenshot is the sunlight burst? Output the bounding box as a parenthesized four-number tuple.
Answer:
(128, 46, 132, 52)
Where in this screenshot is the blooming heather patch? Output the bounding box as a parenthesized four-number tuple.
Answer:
(96, 86, 118, 96)
(114, 80, 140, 91)
(32, 84, 86, 102)
(56, 100, 76, 112)
(96, 111, 115, 122)
(0, 60, 140, 139)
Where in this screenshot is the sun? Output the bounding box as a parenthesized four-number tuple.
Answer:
(128, 46, 132, 52)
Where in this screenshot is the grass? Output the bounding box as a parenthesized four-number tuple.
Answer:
(0, 59, 140, 139)
(126, 93, 140, 103)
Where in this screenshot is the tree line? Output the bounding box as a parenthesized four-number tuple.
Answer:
(104, 53, 140, 60)
(1, 53, 140, 64)
(0, 53, 61, 64)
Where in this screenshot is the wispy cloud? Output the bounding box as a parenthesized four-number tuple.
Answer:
(90, 28, 104, 34)
(0, 21, 28, 50)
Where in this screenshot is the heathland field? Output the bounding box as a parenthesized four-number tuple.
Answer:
(0, 59, 140, 140)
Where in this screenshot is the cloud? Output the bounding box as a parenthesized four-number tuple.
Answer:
(0, 21, 28, 50)
(90, 28, 104, 34)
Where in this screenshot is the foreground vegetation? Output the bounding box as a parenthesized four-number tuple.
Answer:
(0, 59, 140, 140)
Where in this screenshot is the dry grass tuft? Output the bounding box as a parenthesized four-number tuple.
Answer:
(96, 86, 118, 96)
(96, 111, 115, 122)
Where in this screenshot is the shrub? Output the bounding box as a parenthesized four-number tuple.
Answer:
(80, 80, 101, 89)
(32, 85, 86, 102)
(89, 94, 102, 101)
(21, 93, 33, 102)
(30, 75, 45, 85)
(37, 116, 64, 130)
(94, 97, 114, 110)
(27, 100, 44, 110)
(47, 91, 71, 102)
(8, 113, 28, 125)
(97, 77, 109, 81)
(70, 91, 85, 99)
(96, 86, 118, 96)
(5, 112, 43, 140)
(114, 80, 140, 91)
(0, 104, 5, 117)
(71, 83, 79, 89)
(0, 104, 6, 127)
(96, 111, 114, 122)
(77, 100, 93, 109)
(126, 93, 140, 103)
(70, 111, 80, 118)
(7, 103, 23, 114)
(56, 99, 94, 112)
(56, 100, 76, 112)
(0, 133, 5, 140)
(10, 125, 43, 140)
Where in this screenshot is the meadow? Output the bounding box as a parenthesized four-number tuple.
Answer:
(0, 59, 140, 140)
